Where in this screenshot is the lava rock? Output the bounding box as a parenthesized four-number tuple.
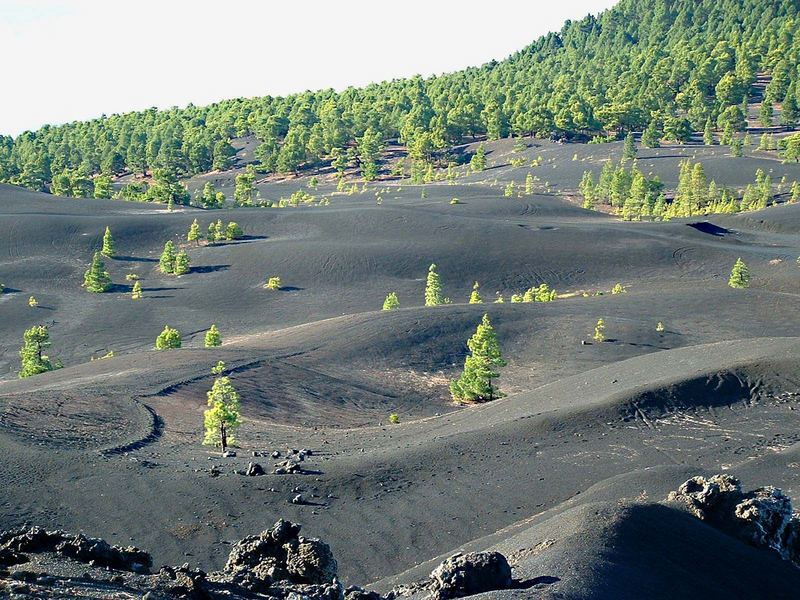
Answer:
(246, 462, 266, 476)
(667, 474, 800, 567)
(428, 552, 513, 600)
(285, 537, 338, 584)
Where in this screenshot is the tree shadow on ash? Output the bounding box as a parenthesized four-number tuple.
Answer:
(112, 255, 159, 263)
(209, 236, 268, 247)
(278, 286, 303, 292)
(190, 265, 230, 274)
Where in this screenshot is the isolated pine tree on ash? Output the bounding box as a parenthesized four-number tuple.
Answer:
(187, 219, 202, 245)
(203, 362, 242, 453)
(131, 280, 142, 300)
(382, 292, 400, 311)
(155, 325, 182, 350)
(83, 252, 112, 292)
(729, 258, 750, 289)
(19, 325, 54, 378)
(593, 318, 606, 342)
(101, 226, 115, 257)
(205, 324, 222, 348)
(469, 281, 483, 304)
(159, 241, 177, 274)
(450, 314, 506, 403)
(425, 263, 444, 306)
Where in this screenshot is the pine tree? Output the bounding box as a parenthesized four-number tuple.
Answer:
(760, 100, 774, 127)
(19, 325, 54, 378)
(622, 132, 637, 162)
(641, 121, 660, 148)
(728, 258, 750, 288)
(155, 326, 182, 349)
(101, 226, 115, 257)
(207, 222, 219, 243)
(28, 296, 38, 307)
(204, 324, 222, 347)
(781, 88, 799, 127)
(83, 252, 112, 292)
(703, 118, 715, 145)
(790, 181, 800, 204)
(450, 314, 506, 403)
(187, 219, 202, 245)
(469, 281, 483, 304)
(159, 241, 177, 274)
(214, 219, 225, 242)
(225, 222, 243, 240)
(174, 250, 190, 276)
(656, 321, 665, 333)
(203, 372, 242, 453)
(131, 280, 142, 300)
(382, 292, 400, 310)
(470, 144, 486, 172)
(424, 263, 444, 306)
(593, 318, 606, 342)
(579, 170, 596, 209)
(730, 137, 744, 157)
(525, 172, 534, 195)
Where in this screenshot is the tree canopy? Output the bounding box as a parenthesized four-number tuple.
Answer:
(2, 1, 797, 194)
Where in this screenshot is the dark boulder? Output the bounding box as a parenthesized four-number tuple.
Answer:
(429, 552, 513, 600)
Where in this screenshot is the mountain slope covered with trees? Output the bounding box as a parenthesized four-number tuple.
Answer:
(1, 0, 798, 198)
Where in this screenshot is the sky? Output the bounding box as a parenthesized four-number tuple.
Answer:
(0, 0, 617, 136)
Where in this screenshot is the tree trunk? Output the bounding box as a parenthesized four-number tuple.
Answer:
(220, 423, 227, 454)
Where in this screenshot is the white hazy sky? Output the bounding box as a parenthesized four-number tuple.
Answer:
(0, 0, 617, 136)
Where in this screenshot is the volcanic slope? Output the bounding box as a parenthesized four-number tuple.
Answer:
(3, 139, 800, 597)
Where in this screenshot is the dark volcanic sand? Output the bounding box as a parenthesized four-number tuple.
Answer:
(3, 138, 800, 598)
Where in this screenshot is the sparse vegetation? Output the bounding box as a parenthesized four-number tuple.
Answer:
(174, 250, 190, 276)
(203, 363, 242, 453)
(83, 252, 112, 293)
(204, 324, 222, 348)
(188, 219, 202, 245)
(155, 326, 182, 350)
(265, 276, 282, 291)
(728, 258, 750, 289)
(450, 314, 506, 403)
(19, 325, 55, 378)
(159, 241, 177, 274)
(469, 282, 483, 304)
(382, 292, 400, 311)
(101, 227, 115, 257)
(425, 264, 445, 307)
(593, 319, 606, 343)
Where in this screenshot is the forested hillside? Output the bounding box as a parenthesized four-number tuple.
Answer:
(1, 0, 798, 199)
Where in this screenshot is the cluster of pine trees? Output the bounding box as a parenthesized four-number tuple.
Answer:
(2, 0, 798, 197)
(580, 160, 665, 220)
(582, 158, 792, 219)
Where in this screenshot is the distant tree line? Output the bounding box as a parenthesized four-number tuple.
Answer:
(0, 0, 798, 199)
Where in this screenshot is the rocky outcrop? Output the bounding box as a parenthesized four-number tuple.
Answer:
(0, 519, 521, 600)
(0, 520, 342, 599)
(0, 526, 151, 573)
(667, 474, 800, 567)
(428, 552, 513, 600)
